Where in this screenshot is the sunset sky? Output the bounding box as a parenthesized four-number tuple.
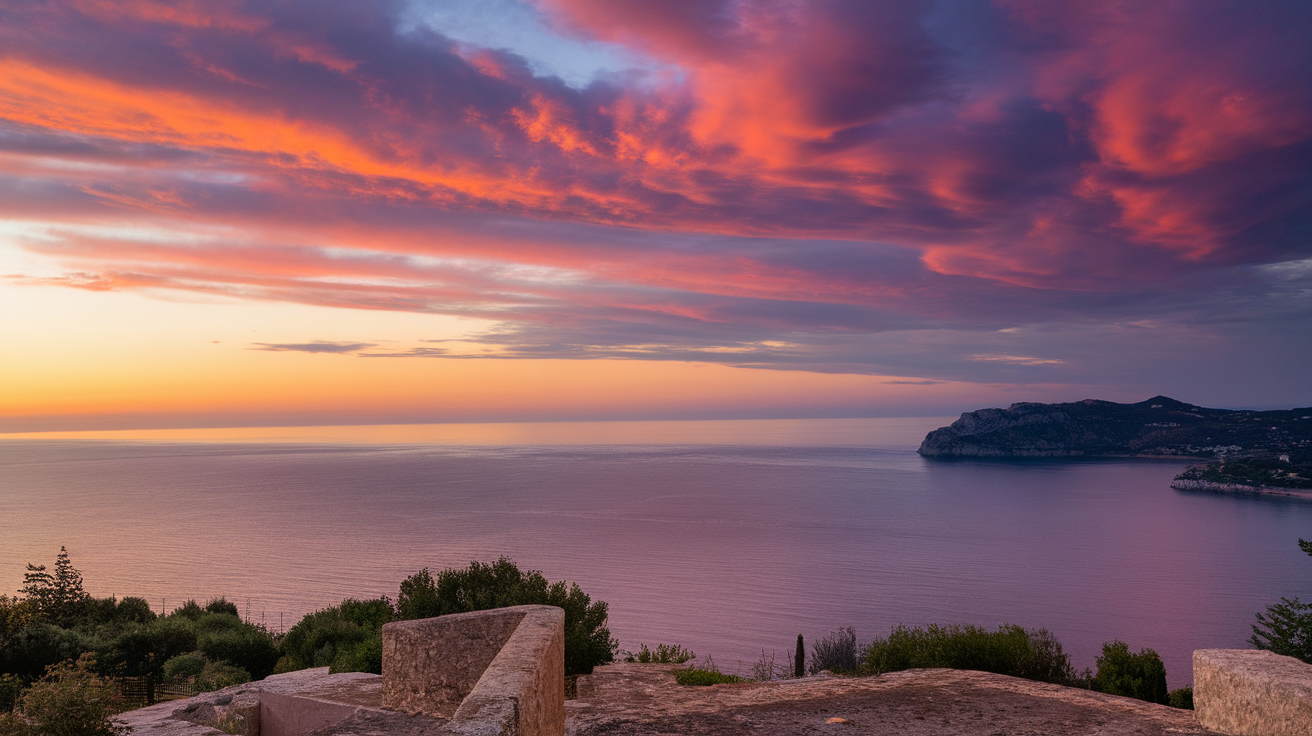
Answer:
(2, 0, 1310, 431)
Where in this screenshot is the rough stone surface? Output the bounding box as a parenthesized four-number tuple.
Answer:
(567, 663, 1218, 736)
(1194, 649, 1312, 736)
(383, 608, 529, 718)
(450, 607, 564, 736)
(119, 669, 393, 736)
(260, 692, 364, 736)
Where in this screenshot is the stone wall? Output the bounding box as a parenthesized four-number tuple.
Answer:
(383, 605, 565, 736)
(1194, 648, 1312, 736)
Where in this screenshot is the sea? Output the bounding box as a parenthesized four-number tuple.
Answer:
(3, 417, 1311, 689)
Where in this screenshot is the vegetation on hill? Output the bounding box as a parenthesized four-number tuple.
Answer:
(1174, 453, 1312, 491)
(918, 396, 1312, 464)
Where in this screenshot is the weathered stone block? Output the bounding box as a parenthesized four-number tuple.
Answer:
(382, 605, 565, 736)
(259, 692, 360, 736)
(450, 606, 564, 736)
(1194, 648, 1312, 736)
(383, 607, 528, 717)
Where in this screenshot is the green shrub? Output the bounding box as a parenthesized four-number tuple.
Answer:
(810, 627, 859, 674)
(103, 617, 198, 680)
(0, 654, 127, 736)
(330, 636, 382, 675)
(1092, 640, 1168, 704)
(197, 626, 280, 680)
(281, 598, 394, 675)
(0, 623, 94, 682)
(171, 600, 206, 620)
(0, 675, 22, 713)
(115, 597, 156, 625)
(625, 643, 696, 664)
(1168, 686, 1194, 710)
(204, 599, 240, 618)
(162, 652, 207, 680)
(862, 623, 1079, 685)
(674, 658, 743, 686)
(1250, 596, 1312, 663)
(194, 661, 250, 693)
(398, 558, 617, 676)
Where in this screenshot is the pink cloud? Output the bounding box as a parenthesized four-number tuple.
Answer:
(0, 0, 1309, 394)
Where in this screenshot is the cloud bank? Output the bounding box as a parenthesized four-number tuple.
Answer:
(2, 0, 1310, 404)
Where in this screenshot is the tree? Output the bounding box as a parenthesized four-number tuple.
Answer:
(0, 654, 128, 736)
(1092, 640, 1169, 704)
(20, 548, 89, 628)
(1250, 538, 1312, 664)
(397, 558, 618, 675)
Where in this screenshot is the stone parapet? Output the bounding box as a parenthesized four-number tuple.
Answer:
(1194, 648, 1312, 736)
(383, 605, 566, 736)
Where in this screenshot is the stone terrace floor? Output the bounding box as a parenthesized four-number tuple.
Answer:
(566, 664, 1220, 736)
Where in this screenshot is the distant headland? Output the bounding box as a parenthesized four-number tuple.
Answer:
(918, 396, 1312, 495)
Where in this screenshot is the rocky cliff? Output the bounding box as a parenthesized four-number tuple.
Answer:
(917, 396, 1312, 459)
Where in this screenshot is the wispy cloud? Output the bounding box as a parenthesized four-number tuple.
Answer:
(251, 341, 376, 354)
(968, 354, 1067, 367)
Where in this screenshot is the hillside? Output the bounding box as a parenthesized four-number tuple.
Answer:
(917, 396, 1312, 460)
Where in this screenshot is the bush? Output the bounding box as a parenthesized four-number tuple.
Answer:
(204, 599, 240, 618)
(197, 625, 280, 681)
(397, 558, 617, 676)
(1168, 686, 1194, 710)
(0, 675, 21, 713)
(0, 624, 94, 682)
(1092, 640, 1168, 704)
(1250, 596, 1312, 663)
(171, 600, 205, 620)
(162, 652, 207, 680)
(330, 635, 382, 675)
(280, 598, 394, 675)
(624, 643, 695, 664)
(810, 627, 858, 674)
(103, 617, 198, 680)
(674, 658, 743, 686)
(194, 661, 250, 693)
(862, 623, 1079, 684)
(0, 654, 127, 736)
(115, 597, 156, 624)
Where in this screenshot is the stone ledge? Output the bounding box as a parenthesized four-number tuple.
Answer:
(383, 605, 565, 736)
(1194, 648, 1312, 736)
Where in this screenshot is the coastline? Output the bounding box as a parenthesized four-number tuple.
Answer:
(1169, 478, 1312, 500)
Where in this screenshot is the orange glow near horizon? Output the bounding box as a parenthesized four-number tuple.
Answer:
(2, 1, 1310, 425)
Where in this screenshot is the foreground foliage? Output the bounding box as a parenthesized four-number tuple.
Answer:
(1250, 538, 1312, 664)
(278, 598, 393, 675)
(0, 655, 127, 736)
(397, 558, 617, 676)
(674, 658, 743, 686)
(862, 623, 1079, 685)
(1091, 640, 1168, 704)
(624, 643, 695, 664)
(1, 549, 278, 707)
(810, 627, 859, 674)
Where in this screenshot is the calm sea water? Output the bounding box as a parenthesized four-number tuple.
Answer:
(3, 418, 1311, 689)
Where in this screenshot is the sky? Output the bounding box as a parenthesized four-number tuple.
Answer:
(1, 0, 1310, 432)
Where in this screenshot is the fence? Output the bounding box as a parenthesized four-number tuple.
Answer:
(112, 676, 194, 709)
